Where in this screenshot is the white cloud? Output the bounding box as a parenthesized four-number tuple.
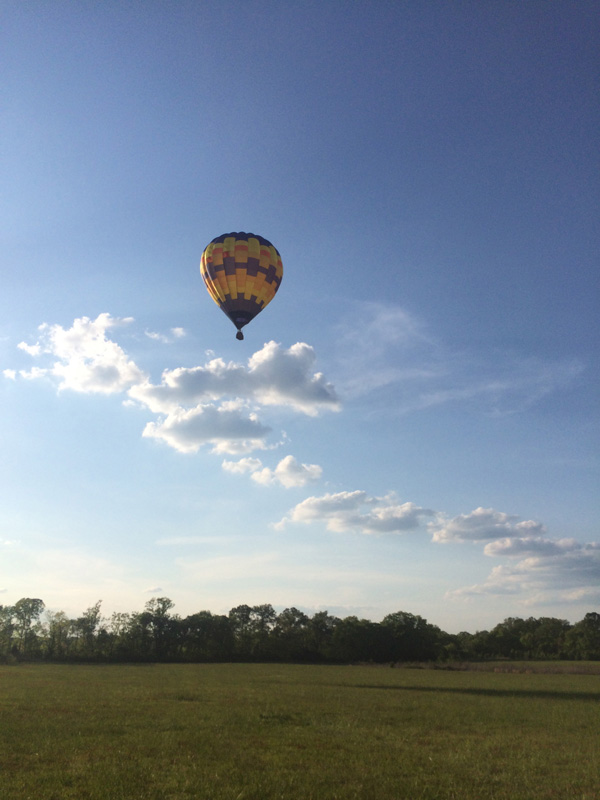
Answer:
(128, 341, 340, 416)
(222, 455, 322, 488)
(483, 536, 580, 558)
(142, 403, 271, 455)
(144, 327, 186, 343)
(17, 313, 146, 394)
(19, 366, 49, 381)
(17, 341, 42, 356)
(446, 521, 600, 605)
(448, 543, 600, 603)
(560, 586, 600, 604)
(13, 315, 339, 458)
(277, 485, 600, 607)
(256, 455, 322, 488)
(3, 369, 16, 380)
(247, 342, 340, 415)
(277, 490, 435, 534)
(430, 507, 545, 543)
(145, 330, 169, 342)
(127, 341, 339, 456)
(222, 457, 264, 475)
(420, 502, 600, 607)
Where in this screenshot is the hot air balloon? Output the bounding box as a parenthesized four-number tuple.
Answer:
(200, 232, 283, 340)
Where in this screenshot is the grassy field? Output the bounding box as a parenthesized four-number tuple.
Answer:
(0, 662, 598, 799)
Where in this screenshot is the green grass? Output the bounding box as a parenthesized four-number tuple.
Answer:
(0, 663, 598, 799)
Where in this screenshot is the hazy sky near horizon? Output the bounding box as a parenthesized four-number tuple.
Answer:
(2, 1, 598, 632)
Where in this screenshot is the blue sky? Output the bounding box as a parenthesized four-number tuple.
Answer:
(1, 1, 598, 633)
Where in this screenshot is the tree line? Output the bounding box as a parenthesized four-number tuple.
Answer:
(1, 597, 599, 663)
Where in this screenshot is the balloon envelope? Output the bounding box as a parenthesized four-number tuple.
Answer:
(200, 232, 283, 339)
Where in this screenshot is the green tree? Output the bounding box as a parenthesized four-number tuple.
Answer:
(306, 610, 339, 660)
(228, 604, 277, 659)
(107, 612, 134, 660)
(381, 611, 441, 661)
(523, 618, 571, 659)
(487, 617, 536, 659)
(331, 616, 390, 663)
(228, 604, 253, 658)
(72, 601, 103, 659)
(250, 604, 277, 658)
(141, 597, 178, 660)
(444, 630, 485, 661)
(0, 605, 15, 660)
(273, 607, 310, 660)
(125, 611, 154, 660)
(565, 613, 600, 660)
(179, 611, 233, 661)
(43, 610, 72, 660)
(12, 598, 45, 658)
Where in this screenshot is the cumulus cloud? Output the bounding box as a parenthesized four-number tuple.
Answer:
(16, 313, 146, 394)
(142, 403, 272, 455)
(17, 341, 42, 356)
(441, 510, 600, 605)
(430, 507, 545, 543)
(483, 536, 580, 558)
(223, 455, 322, 488)
(251, 455, 323, 488)
(247, 342, 340, 414)
(277, 490, 435, 534)
(277, 486, 600, 606)
(128, 341, 340, 416)
(448, 543, 600, 604)
(12, 314, 339, 459)
(222, 457, 264, 475)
